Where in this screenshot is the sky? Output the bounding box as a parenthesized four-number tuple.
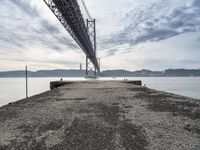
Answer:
(0, 0, 200, 71)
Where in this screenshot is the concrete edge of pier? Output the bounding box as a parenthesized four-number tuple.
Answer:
(50, 80, 142, 90)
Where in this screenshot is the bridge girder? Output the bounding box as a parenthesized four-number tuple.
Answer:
(43, 0, 100, 73)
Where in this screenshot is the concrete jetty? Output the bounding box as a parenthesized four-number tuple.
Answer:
(0, 80, 199, 149)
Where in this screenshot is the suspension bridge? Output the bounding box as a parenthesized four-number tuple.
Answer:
(43, 0, 100, 76)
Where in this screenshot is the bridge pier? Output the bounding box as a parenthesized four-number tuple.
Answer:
(86, 19, 99, 77)
(86, 56, 97, 77)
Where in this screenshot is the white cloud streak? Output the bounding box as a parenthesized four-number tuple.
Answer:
(0, 0, 199, 71)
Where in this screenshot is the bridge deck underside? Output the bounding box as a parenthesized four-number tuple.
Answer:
(45, 0, 99, 72)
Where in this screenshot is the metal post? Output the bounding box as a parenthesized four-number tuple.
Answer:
(98, 58, 101, 73)
(86, 56, 88, 76)
(94, 19, 96, 56)
(86, 19, 89, 77)
(80, 63, 82, 70)
(25, 66, 28, 98)
(94, 19, 97, 76)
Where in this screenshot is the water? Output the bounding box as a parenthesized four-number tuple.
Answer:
(0, 77, 199, 107)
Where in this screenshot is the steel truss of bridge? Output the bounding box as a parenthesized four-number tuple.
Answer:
(43, 0, 100, 75)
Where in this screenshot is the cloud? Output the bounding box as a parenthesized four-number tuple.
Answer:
(0, 0, 78, 51)
(10, 0, 39, 17)
(0, 0, 199, 70)
(99, 0, 200, 50)
(193, 0, 200, 7)
(101, 32, 200, 70)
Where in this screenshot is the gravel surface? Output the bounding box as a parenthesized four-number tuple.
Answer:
(0, 81, 199, 150)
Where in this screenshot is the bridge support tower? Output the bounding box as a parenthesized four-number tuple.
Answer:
(86, 19, 99, 77)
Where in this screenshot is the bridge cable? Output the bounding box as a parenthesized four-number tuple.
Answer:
(79, 0, 93, 20)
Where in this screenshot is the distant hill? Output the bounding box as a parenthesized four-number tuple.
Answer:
(101, 69, 163, 77)
(164, 69, 200, 77)
(0, 69, 200, 77)
(0, 70, 85, 77)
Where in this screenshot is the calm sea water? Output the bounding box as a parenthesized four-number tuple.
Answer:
(0, 77, 199, 106)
